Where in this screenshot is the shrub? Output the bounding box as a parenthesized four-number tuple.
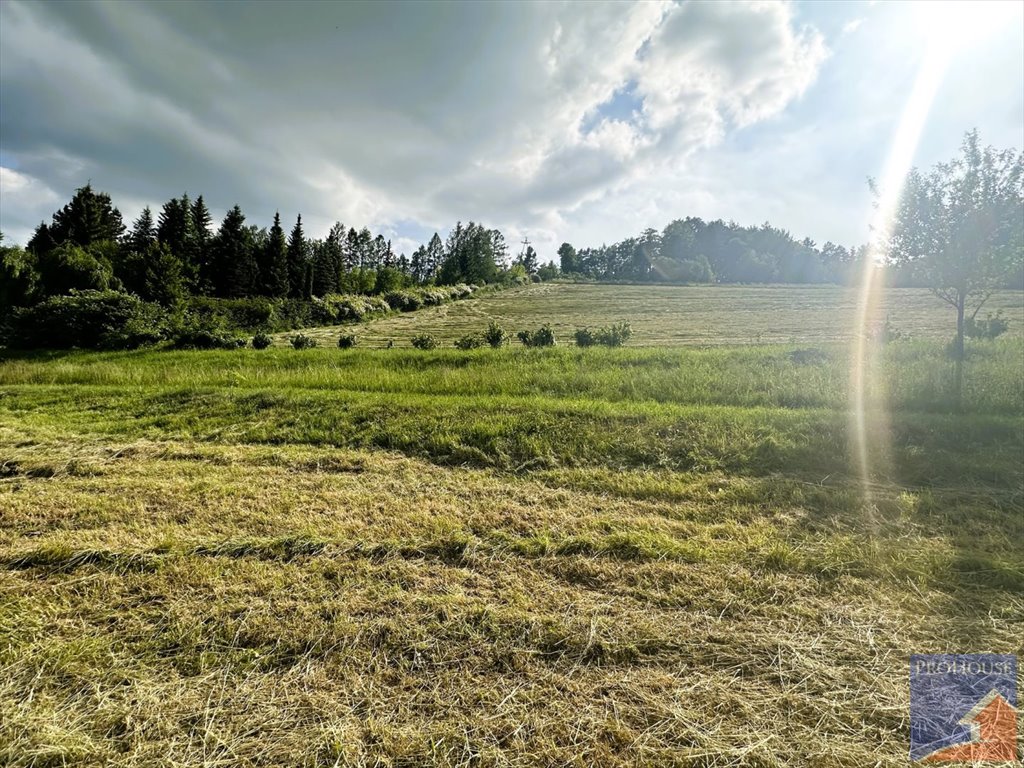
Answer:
(454, 334, 483, 350)
(3, 290, 168, 350)
(337, 333, 357, 349)
(574, 323, 632, 348)
(420, 288, 449, 306)
(172, 318, 247, 350)
(322, 295, 389, 323)
(483, 321, 508, 348)
(964, 311, 1009, 340)
(383, 290, 423, 312)
(411, 334, 437, 350)
(252, 332, 273, 349)
(290, 333, 318, 349)
(186, 296, 276, 332)
(518, 324, 556, 348)
(595, 321, 632, 347)
(574, 328, 596, 348)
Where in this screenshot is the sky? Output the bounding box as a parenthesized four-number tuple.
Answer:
(1, 0, 1022, 259)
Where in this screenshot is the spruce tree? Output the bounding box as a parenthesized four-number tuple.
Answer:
(410, 245, 427, 284)
(30, 183, 125, 253)
(260, 212, 289, 297)
(344, 227, 360, 272)
(286, 214, 309, 298)
(213, 205, 257, 297)
(425, 233, 444, 280)
(129, 207, 156, 253)
(157, 196, 188, 257)
(190, 195, 214, 293)
(327, 222, 346, 289)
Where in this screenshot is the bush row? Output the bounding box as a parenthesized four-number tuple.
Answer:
(1, 283, 481, 350)
(189, 283, 478, 332)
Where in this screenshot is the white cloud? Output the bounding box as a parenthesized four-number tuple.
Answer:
(8, 0, 984, 260)
(841, 18, 864, 36)
(0, 167, 61, 244)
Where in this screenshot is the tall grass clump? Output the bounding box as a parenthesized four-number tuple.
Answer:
(518, 324, 556, 347)
(411, 334, 437, 350)
(575, 321, 633, 347)
(483, 321, 509, 348)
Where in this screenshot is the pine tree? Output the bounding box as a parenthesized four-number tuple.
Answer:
(357, 228, 373, 271)
(491, 230, 509, 268)
(190, 195, 214, 293)
(368, 234, 387, 271)
(327, 222, 346, 289)
(410, 245, 427, 283)
(425, 233, 444, 280)
(344, 227, 360, 272)
(517, 245, 538, 275)
(156, 195, 193, 258)
(29, 183, 125, 253)
(213, 205, 257, 297)
(311, 238, 339, 297)
(259, 212, 289, 297)
(129, 207, 156, 253)
(287, 214, 309, 298)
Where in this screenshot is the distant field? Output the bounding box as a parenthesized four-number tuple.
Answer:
(2, 336, 1022, 766)
(278, 283, 1024, 348)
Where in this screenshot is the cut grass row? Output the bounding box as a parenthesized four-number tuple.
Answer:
(2, 441, 1021, 766)
(2, 324, 1022, 766)
(273, 283, 1024, 348)
(3, 380, 1022, 488)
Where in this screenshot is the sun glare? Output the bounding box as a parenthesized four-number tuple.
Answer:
(850, 0, 979, 498)
(917, 0, 1018, 49)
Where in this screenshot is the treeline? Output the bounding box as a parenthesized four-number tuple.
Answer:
(557, 218, 867, 285)
(1, 184, 528, 311)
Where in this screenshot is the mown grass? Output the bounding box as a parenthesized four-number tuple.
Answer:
(1, 290, 1022, 766)
(271, 282, 1024, 348)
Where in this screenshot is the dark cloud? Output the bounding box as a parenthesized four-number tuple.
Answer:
(14, 0, 1001, 253)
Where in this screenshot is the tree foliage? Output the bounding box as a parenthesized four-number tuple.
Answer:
(880, 130, 1023, 347)
(878, 129, 1024, 402)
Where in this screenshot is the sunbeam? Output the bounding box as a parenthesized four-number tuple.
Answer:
(850, 17, 956, 498)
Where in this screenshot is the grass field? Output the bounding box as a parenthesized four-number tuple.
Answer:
(273, 283, 1024, 348)
(2, 285, 1023, 766)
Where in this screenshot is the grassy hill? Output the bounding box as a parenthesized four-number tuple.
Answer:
(273, 283, 1024, 348)
(2, 285, 1022, 766)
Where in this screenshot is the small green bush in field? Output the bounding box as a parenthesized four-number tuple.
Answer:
(290, 333, 318, 349)
(454, 334, 483, 350)
(172, 316, 247, 350)
(411, 334, 437, 350)
(575, 323, 632, 347)
(337, 333, 357, 349)
(964, 310, 1009, 340)
(595, 321, 632, 347)
(518, 324, 556, 348)
(574, 328, 596, 348)
(483, 321, 508, 348)
(251, 332, 273, 349)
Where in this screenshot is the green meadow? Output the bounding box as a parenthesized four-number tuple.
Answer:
(272, 282, 1024, 347)
(2, 285, 1022, 767)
